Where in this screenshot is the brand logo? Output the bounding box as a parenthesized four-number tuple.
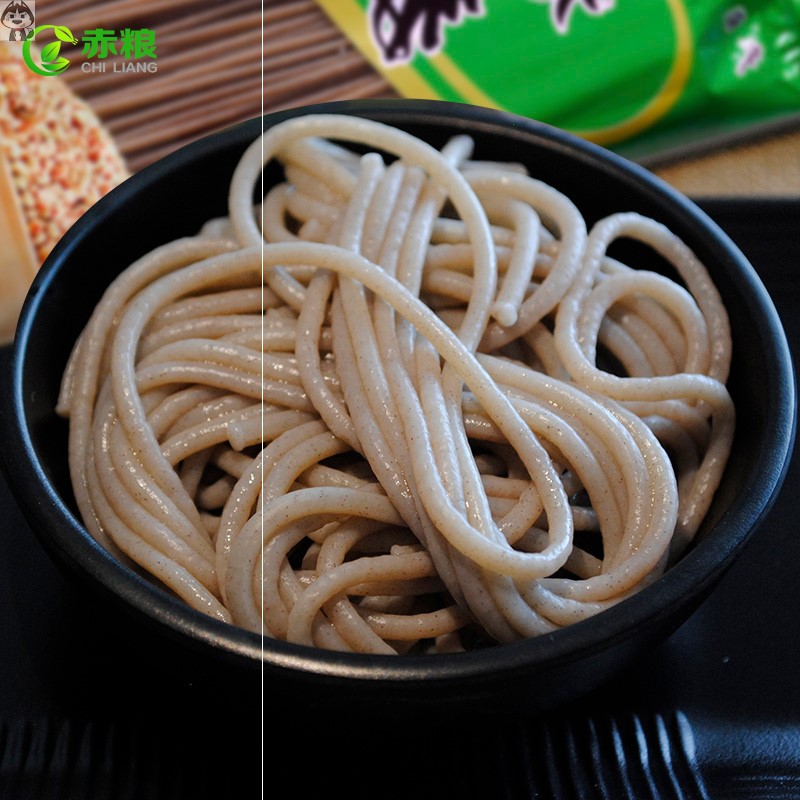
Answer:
(22, 24, 75, 75)
(21, 22, 158, 76)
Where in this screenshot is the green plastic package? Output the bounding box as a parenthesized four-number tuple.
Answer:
(315, 0, 800, 161)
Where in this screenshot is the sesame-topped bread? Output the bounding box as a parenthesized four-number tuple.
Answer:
(0, 44, 129, 263)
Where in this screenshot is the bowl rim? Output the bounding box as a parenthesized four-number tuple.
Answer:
(3, 98, 796, 687)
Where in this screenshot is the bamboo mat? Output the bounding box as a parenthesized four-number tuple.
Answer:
(47, 0, 800, 193)
(46, 0, 394, 173)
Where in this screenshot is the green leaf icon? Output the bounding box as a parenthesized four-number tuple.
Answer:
(48, 56, 71, 73)
(22, 26, 75, 77)
(53, 25, 78, 45)
(41, 41, 61, 63)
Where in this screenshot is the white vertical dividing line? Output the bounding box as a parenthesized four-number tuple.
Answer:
(261, 0, 266, 795)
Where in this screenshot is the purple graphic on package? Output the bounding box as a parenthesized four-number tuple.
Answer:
(532, 0, 615, 34)
(369, 0, 484, 64)
(735, 34, 764, 76)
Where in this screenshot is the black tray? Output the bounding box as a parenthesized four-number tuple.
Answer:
(1, 199, 798, 799)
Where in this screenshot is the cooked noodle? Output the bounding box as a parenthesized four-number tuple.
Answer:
(57, 114, 735, 653)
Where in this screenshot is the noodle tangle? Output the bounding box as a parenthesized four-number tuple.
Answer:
(58, 114, 735, 653)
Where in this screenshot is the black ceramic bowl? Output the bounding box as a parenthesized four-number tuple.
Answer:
(2, 100, 795, 715)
